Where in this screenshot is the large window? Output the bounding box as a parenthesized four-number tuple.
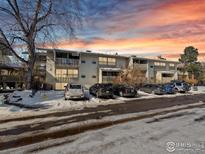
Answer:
(108, 58, 116, 65)
(99, 57, 116, 65)
(56, 69, 67, 78)
(99, 57, 107, 65)
(68, 69, 78, 78)
(133, 59, 148, 64)
(56, 69, 78, 80)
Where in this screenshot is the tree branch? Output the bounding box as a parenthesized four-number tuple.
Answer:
(37, 0, 52, 23)
(7, 0, 28, 34)
(0, 28, 28, 63)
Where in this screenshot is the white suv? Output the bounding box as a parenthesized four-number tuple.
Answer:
(64, 83, 85, 100)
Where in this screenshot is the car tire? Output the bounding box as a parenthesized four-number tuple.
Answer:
(174, 88, 178, 93)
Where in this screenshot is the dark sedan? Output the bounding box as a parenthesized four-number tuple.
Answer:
(89, 83, 114, 98)
(140, 84, 165, 95)
(113, 84, 137, 97)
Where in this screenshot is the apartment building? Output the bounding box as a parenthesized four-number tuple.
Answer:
(0, 44, 25, 90)
(36, 48, 182, 90)
(37, 49, 129, 90)
(129, 56, 179, 83)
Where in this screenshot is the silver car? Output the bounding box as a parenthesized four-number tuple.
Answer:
(64, 83, 85, 100)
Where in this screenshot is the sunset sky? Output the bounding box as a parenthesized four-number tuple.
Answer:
(55, 0, 205, 61)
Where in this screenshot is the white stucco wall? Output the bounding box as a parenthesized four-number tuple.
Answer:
(78, 53, 98, 88)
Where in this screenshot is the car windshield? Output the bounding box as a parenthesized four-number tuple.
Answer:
(70, 84, 82, 89)
(165, 84, 173, 87)
(176, 83, 182, 86)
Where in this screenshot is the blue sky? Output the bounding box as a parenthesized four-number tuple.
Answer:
(1, 0, 205, 60)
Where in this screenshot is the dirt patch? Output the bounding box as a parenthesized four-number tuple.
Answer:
(146, 112, 195, 123)
(194, 115, 205, 122)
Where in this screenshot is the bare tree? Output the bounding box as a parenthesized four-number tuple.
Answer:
(0, 0, 82, 89)
(113, 67, 147, 86)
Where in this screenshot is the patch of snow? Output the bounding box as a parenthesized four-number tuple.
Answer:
(1, 86, 205, 117)
(35, 104, 205, 154)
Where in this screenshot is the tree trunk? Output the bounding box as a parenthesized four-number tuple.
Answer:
(26, 45, 36, 89)
(26, 60, 35, 89)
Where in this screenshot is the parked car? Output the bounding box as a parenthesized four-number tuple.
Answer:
(171, 81, 187, 93)
(112, 84, 137, 97)
(89, 83, 113, 98)
(140, 84, 165, 95)
(64, 83, 85, 100)
(162, 83, 176, 94)
(182, 81, 191, 91)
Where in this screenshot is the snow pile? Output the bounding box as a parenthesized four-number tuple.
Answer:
(2, 86, 205, 113)
(8, 90, 64, 107)
(7, 90, 124, 111)
(0, 95, 4, 105)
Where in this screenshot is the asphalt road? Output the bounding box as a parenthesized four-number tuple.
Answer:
(1, 93, 205, 151)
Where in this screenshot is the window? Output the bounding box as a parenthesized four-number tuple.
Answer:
(92, 75, 96, 78)
(99, 57, 116, 65)
(99, 57, 107, 65)
(68, 69, 78, 78)
(92, 61, 96, 64)
(133, 59, 147, 64)
(68, 53, 80, 59)
(56, 83, 67, 90)
(70, 84, 81, 89)
(169, 63, 175, 67)
(81, 60, 86, 64)
(139, 60, 147, 64)
(154, 62, 166, 66)
(56, 52, 68, 58)
(162, 73, 174, 77)
(56, 69, 67, 78)
(81, 75, 86, 78)
(108, 58, 116, 65)
(102, 71, 119, 76)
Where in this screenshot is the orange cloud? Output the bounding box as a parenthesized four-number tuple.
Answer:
(138, 0, 205, 27)
(42, 0, 205, 61)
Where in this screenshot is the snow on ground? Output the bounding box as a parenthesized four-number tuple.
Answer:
(4, 100, 205, 154)
(33, 104, 205, 154)
(0, 86, 205, 117)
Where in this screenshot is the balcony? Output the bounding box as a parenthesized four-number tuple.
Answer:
(55, 77, 70, 83)
(56, 58, 79, 67)
(0, 75, 22, 82)
(133, 63, 147, 70)
(102, 76, 116, 83)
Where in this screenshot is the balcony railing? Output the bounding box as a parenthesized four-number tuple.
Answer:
(0, 59, 20, 66)
(133, 63, 147, 70)
(0, 75, 22, 82)
(56, 58, 79, 67)
(102, 76, 116, 83)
